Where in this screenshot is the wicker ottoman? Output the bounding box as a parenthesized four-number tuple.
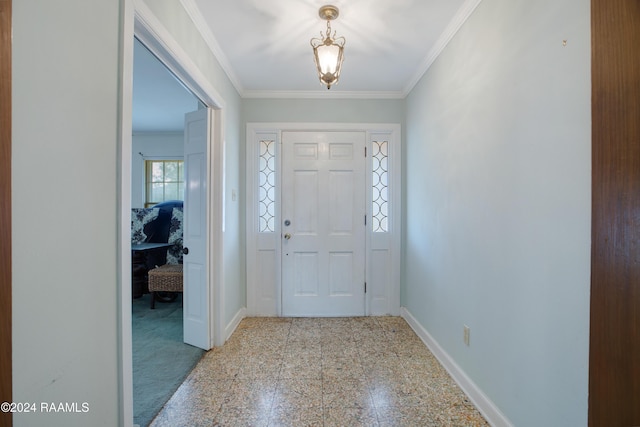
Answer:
(148, 264, 183, 309)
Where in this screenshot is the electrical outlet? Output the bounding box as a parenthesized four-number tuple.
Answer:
(463, 325, 470, 346)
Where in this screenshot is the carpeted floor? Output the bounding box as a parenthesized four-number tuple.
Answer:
(132, 293, 205, 427)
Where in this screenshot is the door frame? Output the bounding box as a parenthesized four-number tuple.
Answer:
(589, 0, 640, 423)
(246, 123, 401, 317)
(119, 2, 226, 425)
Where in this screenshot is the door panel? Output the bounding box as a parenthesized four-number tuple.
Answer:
(329, 171, 354, 233)
(183, 109, 210, 350)
(282, 131, 365, 316)
(294, 170, 319, 234)
(329, 252, 354, 295)
(294, 252, 319, 296)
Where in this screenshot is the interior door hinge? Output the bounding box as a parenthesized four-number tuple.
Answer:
(365, 282, 367, 293)
(364, 147, 367, 157)
(364, 215, 367, 226)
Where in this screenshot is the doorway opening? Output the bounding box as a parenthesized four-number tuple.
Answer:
(130, 37, 206, 426)
(119, 12, 227, 425)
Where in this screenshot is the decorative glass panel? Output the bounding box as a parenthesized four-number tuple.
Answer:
(259, 139, 276, 233)
(372, 140, 389, 233)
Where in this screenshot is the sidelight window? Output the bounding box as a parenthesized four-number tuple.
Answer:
(372, 140, 389, 233)
(258, 139, 276, 233)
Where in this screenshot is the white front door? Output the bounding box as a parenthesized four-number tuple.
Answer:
(281, 131, 366, 316)
(183, 108, 211, 349)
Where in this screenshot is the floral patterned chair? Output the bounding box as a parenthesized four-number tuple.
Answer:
(165, 207, 183, 265)
(131, 208, 159, 297)
(131, 201, 183, 299)
(131, 208, 159, 244)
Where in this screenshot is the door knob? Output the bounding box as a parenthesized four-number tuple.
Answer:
(284, 233, 291, 240)
(182, 247, 189, 255)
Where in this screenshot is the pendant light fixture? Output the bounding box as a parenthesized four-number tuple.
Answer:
(310, 5, 345, 89)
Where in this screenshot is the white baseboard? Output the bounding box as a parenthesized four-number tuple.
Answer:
(401, 307, 513, 427)
(225, 307, 246, 342)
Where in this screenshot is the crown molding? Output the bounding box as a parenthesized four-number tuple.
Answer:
(141, 0, 482, 100)
(242, 90, 406, 100)
(402, 0, 483, 96)
(134, 0, 226, 109)
(179, 0, 245, 96)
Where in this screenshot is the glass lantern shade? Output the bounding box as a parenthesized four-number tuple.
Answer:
(313, 40, 344, 89)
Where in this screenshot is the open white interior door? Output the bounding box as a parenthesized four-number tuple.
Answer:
(183, 108, 211, 350)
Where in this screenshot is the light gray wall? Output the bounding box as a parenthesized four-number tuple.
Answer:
(144, 0, 245, 327)
(12, 0, 592, 425)
(12, 1, 122, 426)
(403, 0, 591, 425)
(131, 132, 184, 209)
(12, 1, 245, 426)
(243, 98, 404, 124)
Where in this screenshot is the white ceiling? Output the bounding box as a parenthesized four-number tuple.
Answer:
(190, 0, 473, 95)
(132, 0, 479, 131)
(132, 39, 200, 133)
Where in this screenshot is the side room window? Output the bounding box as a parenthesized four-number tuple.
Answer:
(145, 160, 184, 207)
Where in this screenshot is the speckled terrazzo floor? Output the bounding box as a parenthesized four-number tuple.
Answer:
(149, 317, 488, 427)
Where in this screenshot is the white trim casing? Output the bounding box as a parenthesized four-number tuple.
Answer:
(401, 307, 514, 427)
(134, 0, 226, 110)
(246, 123, 401, 317)
(118, 1, 135, 425)
(242, 90, 405, 100)
(211, 109, 226, 347)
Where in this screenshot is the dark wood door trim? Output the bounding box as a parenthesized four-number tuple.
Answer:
(589, 0, 640, 425)
(0, 0, 11, 426)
